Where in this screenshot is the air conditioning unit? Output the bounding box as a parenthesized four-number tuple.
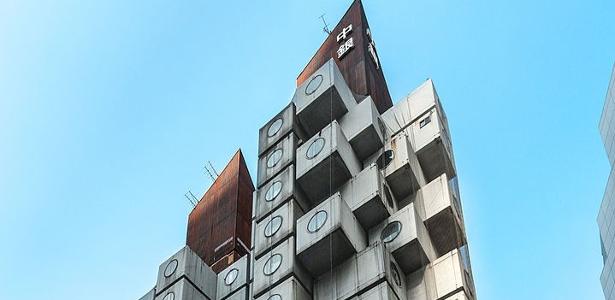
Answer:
(365, 133, 424, 201)
(314, 243, 406, 300)
(223, 285, 251, 300)
(252, 237, 312, 297)
(368, 203, 435, 274)
(419, 173, 466, 256)
(296, 121, 361, 204)
(338, 163, 396, 229)
(217, 255, 251, 300)
(339, 97, 384, 160)
(296, 192, 367, 277)
(254, 165, 309, 223)
(253, 277, 311, 300)
(257, 133, 298, 188)
(432, 248, 475, 300)
(292, 58, 357, 136)
(156, 246, 217, 299)
(259, 103, 307, 156)
(154, 278, 209, 300)
(355, 282, 398, 300)
(254, 199, 304, 259)
(138, 288, 155, 300)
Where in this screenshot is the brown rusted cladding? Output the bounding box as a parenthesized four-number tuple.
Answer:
(186, 149, 254, 272)
(297, 0, 393, 114)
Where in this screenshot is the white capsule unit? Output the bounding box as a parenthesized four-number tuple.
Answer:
(154, 278, 209, 300)
(254, 199, 304, 259)
(314, 243, 406, 300)
(254, 165, 309, 222)
(420, 173, 466, 256)
(339, 163, 396, 229)
(253, 277, 312, 300)
(217, 255, 250, 300)
(257, 133, 298, 188)
(339, 97, 384, 160)
(156, 246, 217, 298)
(431, 248, 475, 300)
(253, 237, 312, 297)
(259, 103, 307, 156)
(296, 121, 361, 204)
(296, 192, 367, 277)
(369, 203, 435, 274)
(292, 58, 357, 136)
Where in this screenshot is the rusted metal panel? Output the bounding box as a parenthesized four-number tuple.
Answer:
(296, 0, 393, 114)
(186, 150, 254, 272)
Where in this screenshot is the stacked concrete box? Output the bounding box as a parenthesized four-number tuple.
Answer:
(254, 200, 304, 259)
(155, 278, 211, 300)
(368, 203, 436, 274)
(156, 246, 217, 299)
(431, 248, 475, 300)
(257, 134, 298, 188)
(292, 58, 357, 136)
(224, 285, 252, 300)
(296, 192, 367, 276)
(313, 243, 406, 300)
(339, 97, 384, 161)
(253, 237, 313, 297)
(353, 282, 398, 300)
(339, 163, 397, 229)
(259, 103, 307, 156)
(296, 121, 361, 204)
(254, 166, 309, 222)
(217, 255, 251, 300)
(253, 277, 312, 300)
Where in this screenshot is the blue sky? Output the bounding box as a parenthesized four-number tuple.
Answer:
(1, 0, 613, 299)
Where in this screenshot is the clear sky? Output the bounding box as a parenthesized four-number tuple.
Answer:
(1, 0, 613, 299)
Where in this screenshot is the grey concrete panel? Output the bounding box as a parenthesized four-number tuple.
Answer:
(253, 277, 312, 300)
(259, 103, 307, 156)
(339, 97, 384, 160)
(368, 203, 435, 274)
(217, 255, 251, 300)
(156, 246, 217, 298)
(356, 282, 398, 300)
(292, 58, 357, 136)
(154, 278, 209, 300)
(296, 192, 367, 276)
(138, 288, 156, 300)
(223, 285, 251, 300)
(254, 165, 309, 223)
(432, 249, 475, 300)
(405, 266, 435, 300)
(253, 237, 312, 297)
(296, 121, 361, 205)
(257, 134, 298, 188)
(314, 243, 406, 300)
(254, 199, 305, 259)
(339, 163, 396, 229)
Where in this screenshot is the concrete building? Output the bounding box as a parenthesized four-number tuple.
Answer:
(137, 1, 477, 300)
(599, 63, 615, 300)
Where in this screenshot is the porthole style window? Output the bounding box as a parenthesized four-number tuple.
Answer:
(305, 74, 324, 95)
(163, 292, 175, 300)
(307, 210, 328, 233)
(267, 294, 282, 300)
(267, 149, 283, 168)
(376, 150, 394, 170)
(263, 254, 283, 276)
(381, 221, 402, 243)
(265, 181, 283, 202)
(268, 118, 284, 137)
(224, 268, 239, 285)
(306, 138, 325, 159)
(264, 216, 283, 237)
(164, 259, 178, 277)
(390, 262, 402, 287)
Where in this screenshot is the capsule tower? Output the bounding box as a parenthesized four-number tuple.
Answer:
(138, 1, 477, 300)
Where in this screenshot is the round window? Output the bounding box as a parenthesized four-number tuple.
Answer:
(163, 292, 175, 300)
(391, 262, 402, 287)
(306, 138, 325, 159)
(265, 181, 283, 202)
(267, 294, 282, 300)
(268, 118, 284, 137)
(381, 221, 402, 243)
(307, 210, 328, 233)
(224, 268, 239, 285)
(305, 74, 324, 95)
(264, 216, 283, 237)
(163, 259, 178, 277)
(263, 254, 283, 275)
(267, 149, 283, 168)
(376, 150, 394, 170)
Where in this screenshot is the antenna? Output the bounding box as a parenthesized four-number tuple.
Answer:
(184, 190, 198, 207)
(203, 164, 216, 182)
(319, 14, 331, 35)
(208, 161, 219, 177)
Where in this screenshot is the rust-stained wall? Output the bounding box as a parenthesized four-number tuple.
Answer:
(297, 0, 393, 114)
(186, 150, 254, 273)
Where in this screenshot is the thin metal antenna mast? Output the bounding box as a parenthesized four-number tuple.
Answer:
(320, 14, 331, 34)
(184, 190, 198, 207)
(208, 161, 219, 177)
(203, 164, 216, 182)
